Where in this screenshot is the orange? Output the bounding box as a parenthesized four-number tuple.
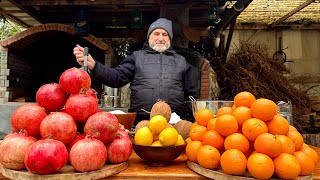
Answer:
(216, 106, 233, 117)
(194, 108, 214, 126)
(247, 153, 274, 179)
(287, 130, 304, 151)
(273, 153, 301, 179)
(190, 122, 198, 133)
(220, 149, 247, 175)
(289, 125, 298, 131)
(196, 145, 220, 169)
(251, 98, 278, 121)
(231, 104, 236, 112)
(232, 106, 252, 126)
(202, 130, 224, 150)
(190, 122, 198, 129)
(302, 143, 309, 148)
(215, 114, 238, 137)
(185, 141, 203, 163)
(233, 91, 256, 108)
(300, 145, 319, 165)
(189, 124, 207, 141)
(224, 133, 250, 154)
(185, 137, 192, 144)
(293, 151, 315, 176)
(267, 114, 289, 135)
(206, 118, 217, 131)
(242, 118, 268, 141)
(277, 134, 295, 154)
(254, 133, 282, 158)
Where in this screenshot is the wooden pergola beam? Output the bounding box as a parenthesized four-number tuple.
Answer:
(2, 14, 32, 28)
(0, 10, 24, 14)
(269, 0, 315, 28)
(19, 0, 156, 6)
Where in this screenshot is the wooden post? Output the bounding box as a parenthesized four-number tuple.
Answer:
(302, 134, 320, 147)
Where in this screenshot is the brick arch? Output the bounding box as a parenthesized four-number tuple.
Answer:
(0, 23, 111, 53)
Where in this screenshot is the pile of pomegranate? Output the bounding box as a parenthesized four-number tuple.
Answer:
(0, 68, 133, 175)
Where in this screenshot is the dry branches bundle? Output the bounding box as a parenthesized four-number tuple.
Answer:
(211, 41, 310, 132)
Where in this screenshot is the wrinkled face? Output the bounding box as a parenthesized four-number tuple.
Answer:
(148, 28, 171, 53)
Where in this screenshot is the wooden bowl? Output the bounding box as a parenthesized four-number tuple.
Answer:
(114, 112, 137, 130)
(132, 144, 186, 166)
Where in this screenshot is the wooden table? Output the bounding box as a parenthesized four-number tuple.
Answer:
(108, 152, 207, 179)
(308, 146, 320, 180)
(0, 147, 319, 180)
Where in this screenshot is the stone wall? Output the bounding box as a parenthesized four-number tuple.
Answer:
(0, 47, 9, 104)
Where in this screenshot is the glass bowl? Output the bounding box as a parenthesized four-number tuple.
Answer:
(185, 100, 234, 117)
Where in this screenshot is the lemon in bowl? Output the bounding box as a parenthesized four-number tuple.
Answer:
(159, 127, 179, 146)
(148, 115, 167, 134)
(133, 125, 186, 166)
(134, 126, 153, 146)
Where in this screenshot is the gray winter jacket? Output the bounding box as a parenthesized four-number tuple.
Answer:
(91, 43, 198, 123)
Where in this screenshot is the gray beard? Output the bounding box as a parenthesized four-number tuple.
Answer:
(150, 43, 170, 53)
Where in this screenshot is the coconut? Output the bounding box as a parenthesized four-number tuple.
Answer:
(150, 99, 172, 122)
(173, 120, 193, 140)
(135, 120, 149, 133)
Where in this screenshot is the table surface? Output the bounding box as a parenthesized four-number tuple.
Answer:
(0, 146, 319, 180)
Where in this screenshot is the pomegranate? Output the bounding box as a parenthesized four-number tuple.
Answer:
(24, 139, 68, 175)
(36, 83, 68, 112)
(2, 132, 16, 140)
(84, 112, 119, 144)
(59, 68, 91, 94)
(106, 134, 132, 163)
(64, 93, 98, 123)
(86, 88, 98, 100)
(117, 128, 130, 139)
(40, 112, 77, 145)
(11, 103, 47, 137)
(67, 133, 85, 153)
(0, 131, 37, 170)
(69, 137, 107, 172)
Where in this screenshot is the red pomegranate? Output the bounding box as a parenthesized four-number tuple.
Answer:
(0, 131, 37, 170)
(106, 134, 132, 163)
(40, 112, 77, 145)
(86, 88, 98, 100)
(24, 139, 68, 175)
(84, 112, 119, 144)
(11, 104, 47, 137)
(36, 83, 68, 112)
(67, 133, 86, 153)
(117, 128, 130, 139)
(69, 137, 107, 172)
(64, 93, 98, 123)
(2, 132, 16, 140)
(59, 68, 91, 94)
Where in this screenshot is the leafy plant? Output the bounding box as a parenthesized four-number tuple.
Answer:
(0, 16, 25, 40)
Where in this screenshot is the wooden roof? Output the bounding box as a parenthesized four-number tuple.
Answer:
(0, 0, 319, 35)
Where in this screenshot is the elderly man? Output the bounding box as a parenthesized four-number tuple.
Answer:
(73, 18, 198, 124)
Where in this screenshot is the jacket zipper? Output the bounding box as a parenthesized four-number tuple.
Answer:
(159, 53, 163, 96)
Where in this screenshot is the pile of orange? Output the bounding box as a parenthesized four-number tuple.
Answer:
(186, 91, 319, 179)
